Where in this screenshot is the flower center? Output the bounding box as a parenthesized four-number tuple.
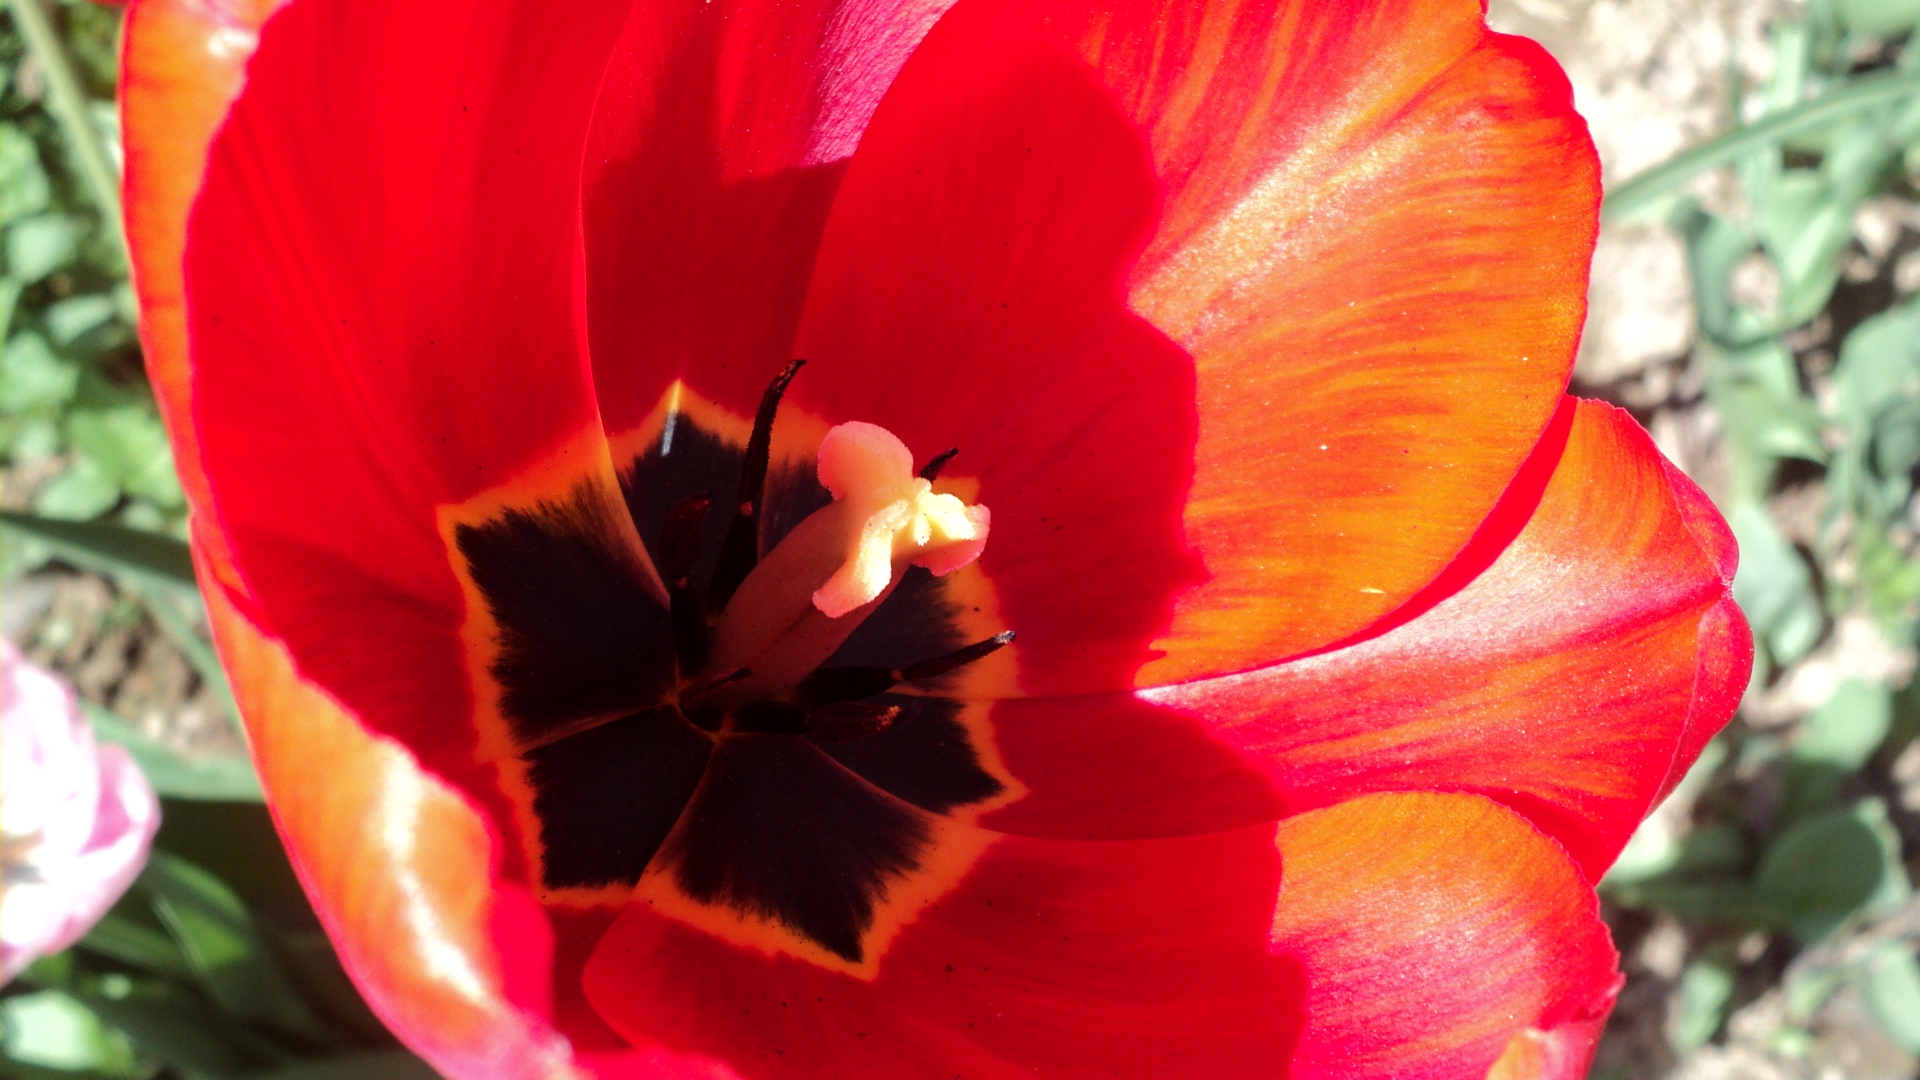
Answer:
(447, 362, 1018, 970)
(661, 362, 1006, 725)
(694, 421, 990, 711)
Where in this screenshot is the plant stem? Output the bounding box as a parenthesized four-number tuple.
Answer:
(1602, 70, 1920, 221)
(6, 0, 123, 237)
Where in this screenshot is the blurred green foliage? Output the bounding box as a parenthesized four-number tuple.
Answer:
(1, 0, 180, 569)
(7, 811, 440, 1079)
(1599, 0, 1920, 1065)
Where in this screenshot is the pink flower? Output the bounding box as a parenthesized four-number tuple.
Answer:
(2, 638, 160, 982)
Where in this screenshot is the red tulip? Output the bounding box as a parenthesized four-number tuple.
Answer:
(120, 0, 1751, 1075)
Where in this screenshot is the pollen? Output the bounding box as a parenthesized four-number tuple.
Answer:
(813, 422, 990, 619)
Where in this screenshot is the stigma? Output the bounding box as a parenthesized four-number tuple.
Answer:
(812, 422, 990, 619)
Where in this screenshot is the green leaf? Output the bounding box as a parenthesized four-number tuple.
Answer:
(153, 802, 318, 931)
(1729, 504, 1825, 665)
(1855, 519, 1920, 628)
(0, 124, 52, 223)
(0, 992, 138, 1079)
(1605, 70, 1920, 220)
(1781, 680, 1889, 814)
(1671, 956, 1736, 1051)
(0, 509, 197, 596)
(64, 406, 184, 510)
(1794, 681, 1893, 769)
(31, 458, 122, 522)
(261, 929, 391, 1048)
(1752, 808, 1883, 936)
(4, 214, 83, 283)
(1836, 0, 1920, 34)
(1834, 301, 1920, 434)
(7, 415, 60, 460)
(1753, 799, 1910, 939)
(82, 699, 262, 802)
(1712, 377, 1829, 465)
(241, 1052, 443, 1080)
(1753, 172, 1853, 326)
(79, 909, 197, 980)
(1785, 680, 1894, 817)
(0, 333, 80, 413)
(1875, 398, 1920, 478)
(138, 852, 341, 1048)
(1763, 21, 1809, 116)
(2, 278, 22, 339)
(1784, 965, 1845, 1023)
(1857, 943, 1920, 1052)
(1672, 204, 1753, 342)
(5, 0, 122, 236)
(79, 992, 283, 1079)
(43, 295, 118, 348)
(0, 1059, 121, 1080)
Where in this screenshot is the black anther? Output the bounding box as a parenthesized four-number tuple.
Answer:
(709, 360, 805, 610)
(918, 447, 960, 481)
(794, 631, 1015, 709)
(898, 631, 1015, 683)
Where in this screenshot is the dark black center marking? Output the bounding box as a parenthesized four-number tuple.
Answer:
(454, 398, 1007, 964)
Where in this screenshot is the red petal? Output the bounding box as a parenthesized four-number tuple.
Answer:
(1274, 792, 1620, 1079)
(120, 0, 284, 584)
(207, 571, 736, 1079)
(979, 691, 1284, 840)
(202, 574, 571, 1078)
(582, 821, 1304, 1078)
(181, 0, 635, 762)
(783, 4, 1201, 695)
(1149, 400, 1752, 877)
(582, 0, 959, 441)
(1089, 0, 1602, 681)
(687, 0, 1599, 694)
(1649, 457, 1747, 803)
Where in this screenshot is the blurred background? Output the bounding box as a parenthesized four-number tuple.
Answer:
(1, 0, 1917, 1076)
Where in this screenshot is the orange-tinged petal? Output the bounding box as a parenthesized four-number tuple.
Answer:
(585, 0, 1600, 692)
(981, 0, 1601, 682)
(199, 556, 580, 1079)
(1484, 1015, 1610, 1080)
(120, 0, 283, 587)
(1274, 792, 1620, 1079)
(1147, 400, 1750, 876)
(205, 549, 739, 1079)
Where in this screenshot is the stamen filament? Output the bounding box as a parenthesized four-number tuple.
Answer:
(794, 632, 1015, 708)
(661, 494, 714, 673)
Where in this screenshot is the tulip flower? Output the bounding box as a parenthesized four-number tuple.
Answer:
(2, 639, 160, 982)
(120, 0, 1751, 1075)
